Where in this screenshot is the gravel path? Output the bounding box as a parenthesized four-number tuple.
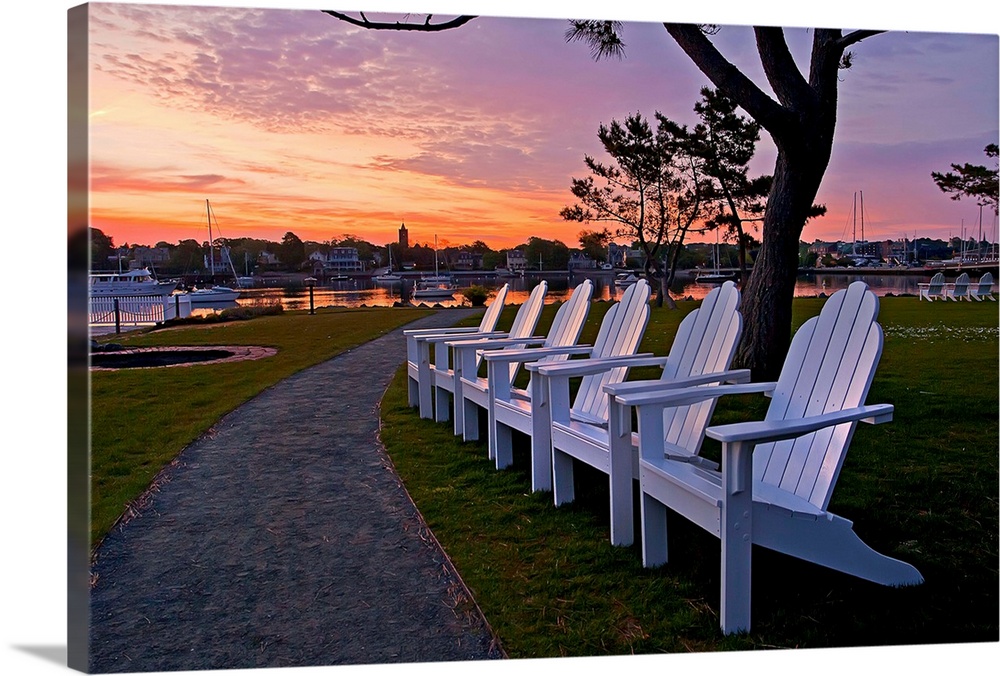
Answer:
(89, 309, 504, 672)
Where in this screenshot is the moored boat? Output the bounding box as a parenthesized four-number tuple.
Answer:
(375, 244, 402, 283)
(412, 235, 456, 299)
(180, 200, 245, 303)
(696, 229, 738, 283)
(412, 283, 457, 300)
(187, 285, 241, 302)
(90, 268, 178, 296)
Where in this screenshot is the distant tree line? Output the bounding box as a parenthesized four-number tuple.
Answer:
(85, 226, 975, 277)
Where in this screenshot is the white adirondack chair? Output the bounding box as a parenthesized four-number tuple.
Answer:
(945, 272, 970, 301)
(405, 284, 510, 419)
(917, 272, 946, 301)
(448, 280, 594, 443)
(537, 281, 747, 546)
(615, 282, 923, 635)
(484, 279, 652, 490)
(970, 272, 996, 301)
(430, 282, 549, 435)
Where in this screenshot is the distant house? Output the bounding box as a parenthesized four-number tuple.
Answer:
(568, 251, 597, 270)
(308, 247, 365, 272)
(257, 251, 280, 268)
(608, 243, 629, 268)
(130, 246, 171, 268)
(506, 249, 527, 272)
(453, 251, 483, 270)
(203, 245, 235, 272)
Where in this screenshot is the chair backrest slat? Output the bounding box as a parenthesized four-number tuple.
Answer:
(977, 272, 994, 293)
(570, 279, 651, 422)
(498, 282, 548, 380)
(478, 284, 509, 332)
(541, 280, 593, 354)
(929, 272, 945, 291)
(753, 282, 883, 509)
(660, 281, 743, 453)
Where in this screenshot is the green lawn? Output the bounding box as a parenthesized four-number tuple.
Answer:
(86, 295, 998, 654)
(379, 296, 999, 654)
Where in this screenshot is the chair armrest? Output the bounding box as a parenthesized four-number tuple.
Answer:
(422, 330, 510, 344)
(445, 336, 547, 349)
(482, 345, 594, 365)
(705, 403, 894, 445)
(615, 381, 777, 408)
(403, 326, 482, 337)
(603, 369, 752, 397)
(528, 353, 659, 376)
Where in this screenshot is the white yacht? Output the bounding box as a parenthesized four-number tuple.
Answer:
(89, 268, 178, 297)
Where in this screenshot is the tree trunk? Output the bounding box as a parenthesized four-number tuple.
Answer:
(735, 145, 828, 380)
(660, 271, 677, 309)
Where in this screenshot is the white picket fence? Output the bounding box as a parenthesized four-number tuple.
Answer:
(90, 294, 193, 330)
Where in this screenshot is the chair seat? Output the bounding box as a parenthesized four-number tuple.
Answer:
(494, 395, 534, 429)
(640, 454, 828, 519)
(460, 375, 490, 407)
(432, 366, 456, 391)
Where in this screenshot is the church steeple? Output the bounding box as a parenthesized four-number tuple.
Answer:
(398, 222, 409, 249)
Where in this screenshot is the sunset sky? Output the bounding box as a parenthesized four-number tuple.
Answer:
(81, 2, 998, 252)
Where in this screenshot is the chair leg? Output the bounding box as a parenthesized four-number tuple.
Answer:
(720, 440, 753, 635)
(608, 437, 634, 547)
(552, 449, 575, 506)
(418, 364, 434, 419)
(529, 430, 551, 491)
(434, 386, 451, 423)
(452, 376, 465, 436)
(462, 397, 480, 441)
(640, 491, 668, 568)
(494, 422, 513, 469)
(408, 374, 419, 408)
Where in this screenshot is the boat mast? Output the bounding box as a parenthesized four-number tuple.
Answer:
(978, 204, 983, 262)
(715, 228, 721, 273)
(851, 192, 857, 257)
(860, 191, 865, 246)
(207, 198, 215, 278)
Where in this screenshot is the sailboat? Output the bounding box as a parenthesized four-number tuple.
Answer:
(413, 235, 457, 300)
(375, 245, 402, 284)
(188, 199, 242, 302)
(696, 229, 737, 283)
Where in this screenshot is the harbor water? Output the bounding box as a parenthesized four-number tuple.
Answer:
(215, 271, 953, 313)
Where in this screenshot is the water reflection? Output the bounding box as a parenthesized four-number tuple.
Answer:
(217, 271, 938, 312)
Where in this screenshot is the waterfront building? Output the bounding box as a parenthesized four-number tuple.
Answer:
(308, 247, 365, 273)
(506, 249, 527, 272)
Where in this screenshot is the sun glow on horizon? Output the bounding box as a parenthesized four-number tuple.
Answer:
(85, 4, 998, 252)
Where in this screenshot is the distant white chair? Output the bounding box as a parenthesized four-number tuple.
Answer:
(945, 272, 970, 301)
(484, 279, 652, 491)
(615, 281, 923, 635)
(448, 280, 594, 443)
(917, 272, 946, 301)
(405, 283, 510, 419)
(430, 282, 548, 435)
(969, 272, 996, 301)
(537, 281, 747, 546)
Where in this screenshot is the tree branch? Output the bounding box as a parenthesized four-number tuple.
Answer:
(839, 29, 886, 49)
(664, 24, 791, 135)
(323, 11, 477, 32)
(753, 27, 814, 109)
